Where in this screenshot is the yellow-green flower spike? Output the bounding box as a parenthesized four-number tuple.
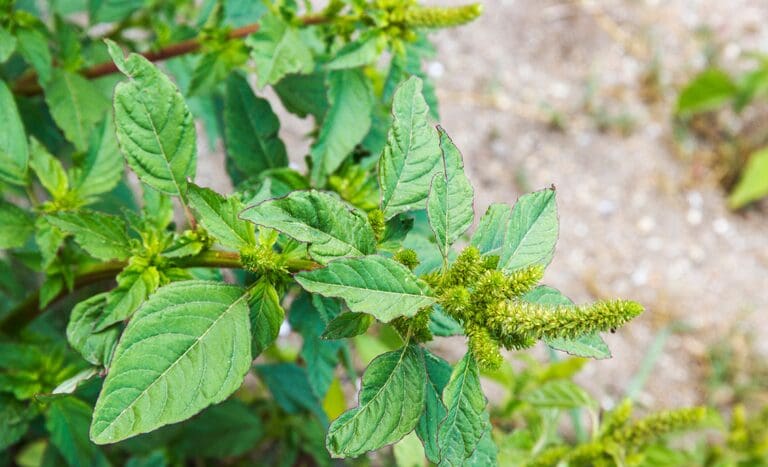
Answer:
(506, 264, 545, 296)
(487, 298, 644, 344)
(403, 4, 482, 29)
(367, 208, 386, 241)
(393, 248, 420, 271)
(611, 407, 709, 448)
(466, 322, 502, 370)
(599, 399, 634, 438)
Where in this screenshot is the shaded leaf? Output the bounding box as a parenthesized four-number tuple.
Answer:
(249, 279, 284, 357)
(417, 349, 452, 463)
(255, 363, 327, 424)
(321, 312, 373, 340)
(73, 114, 123, 200)
(0, 201, 34, 249)
(47, 397, 109, 467)
(47, 210, 132, 261)
(67, 293, 120, 366)
(525, 380, 596, 409)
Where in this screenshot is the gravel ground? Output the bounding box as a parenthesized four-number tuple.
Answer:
(198, 0, 768, 411)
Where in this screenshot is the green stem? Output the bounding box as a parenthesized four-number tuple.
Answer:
(0, 249, 319, 334)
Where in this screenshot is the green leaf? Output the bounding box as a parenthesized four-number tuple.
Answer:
(429, 305, 464, 337)
(188, 42, 248, 97)
(0, 27, 16, 63)
(524, 286, 611, 359)
(223, 73, 288, 177)
(437, 352, 488, 466)
(107, 40, 197, 198)
(417, 349, 452, 463)
(0, 201, 34, 249)
(676, 69, 737, 116)
(273, 72, 329, 120)
(427, 127, 475, 259)
(524, 380, 596, 409)
(296, 255, 435, 323)
(47, 397, 109, 467)
(90, 281, 252, 444)
(470, 204, 511, 257)
(249, 278, 284, 357)
(321, 312, 373, 340)
(47, 210, 132, 260)
(728, 147, 768, 208)
(43, 69, 110, 152)
(326, 345, 426, 458)
(0, 394, 33, 451)
(255, 363, 327, 423)
(0, 81, 30, 186)
(464, 424, 498, 466)
(499, 188, 558, 272)
(246, 13, 314, 88)
(310, 69, 374, 184)
(29, 138, 69, 198)
(394, 431, 427, 467)
(240, 190, 376, 264)
(89, 0, 144, 23)
(73, 114, 123, 200)
(379, 76, 441, 219)
(17, 27, 52, 84)
(95, 266, 160, 331)
(35, 217, 66, 269)
(187, 183, 255, 250)
(67, 293, 120, 366)
(327, 37, 380, 70)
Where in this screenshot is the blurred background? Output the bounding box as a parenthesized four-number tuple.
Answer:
(200, 0, 768, 413)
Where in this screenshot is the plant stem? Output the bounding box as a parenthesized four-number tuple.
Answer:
(12, 14, 328, 96)
(0, 249, 320, 334)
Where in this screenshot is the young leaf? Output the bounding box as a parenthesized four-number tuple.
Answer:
(470, 203, 511, 257)
(310, 69, 374, 184)
(499, 188, 558, 272)
(43, 69, 110, 152)
(95, 266, 160, 331)
(0, 81, 29, 186)
(524, 286, 610, 359)
(47, 397, 109, 467)
(224, 73, 288, 177)
(73, 115, 123, 200)
(187, 183, 255, 250)
(728, 147, 768, 209)
(295, 255, 435, 323)
(107, 40, 197, 198)
(90, 281, 252, 444)
(240, 190, 376, 264)
(246, 13, 314, 88)
(437, 352, 488, 466)
(326, 345, 426, 458)
(249, 279, 284, 357)
(417, 349, 452, 463)
(47, 210, 132, 261)
(0, 201, 34, 249)
(524, 380, 596, 409)
(379, 76, 442, 219)
(427, 127, 475, 259)
(321, 312, 374, 340)
(29, 138, 68, 198)
(16, 27, 52, 84)
(67, 293, 120, 366)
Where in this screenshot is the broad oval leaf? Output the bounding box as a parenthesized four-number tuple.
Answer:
(379, 76, 442, 219)
(90, 281, 251, 444)
(0, 81, 29, 185)
(470, 203, 512, 257)
(310, 69, 374, 184)
(107, 40, 197, 198)
(321, 312, 374, 340)
(246, 14, 314, 88)
(427, 127, 475, 258)
(240, 190, 376, 264)
(43, 69, 110, 152)
(524, 285, 611, 359)
(224, 73, 288, 178)
(499, 188, 558, 272)
(295, 255, 435, 323)
(249, 279, 284, 357)
(437, 352, 488, 466)
(188, 183, 255, 250)
(326, 345, 426, 458)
